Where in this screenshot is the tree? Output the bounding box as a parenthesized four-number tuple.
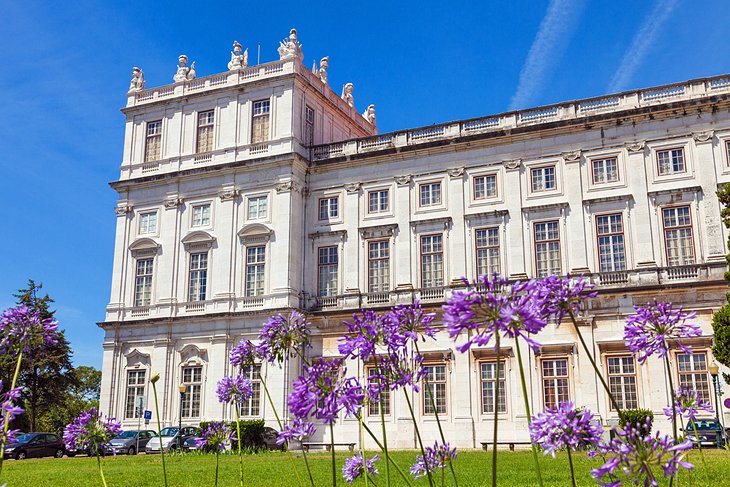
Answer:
(712, 185, 730, 383)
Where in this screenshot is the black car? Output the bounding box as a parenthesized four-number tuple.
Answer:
(4, 433, 65, 460)
(261, 427, 284, 451)
(683, 420, 728, 447)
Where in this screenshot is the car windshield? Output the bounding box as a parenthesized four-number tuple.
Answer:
(117, 431, 137, 439)
(160, 427, 179, 437)
(14, 434, 33, 443)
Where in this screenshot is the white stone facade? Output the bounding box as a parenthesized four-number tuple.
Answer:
(100, 31, 730, 449)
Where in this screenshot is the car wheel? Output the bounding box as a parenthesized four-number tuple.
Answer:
(127, 446, 136, 455)
(15, 451, 26, 460)
(54, 449, 64, 458)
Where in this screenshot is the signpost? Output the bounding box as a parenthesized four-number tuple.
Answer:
(144, 410, 152, 424)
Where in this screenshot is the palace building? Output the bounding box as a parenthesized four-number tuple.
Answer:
(100, 28, 730, 448)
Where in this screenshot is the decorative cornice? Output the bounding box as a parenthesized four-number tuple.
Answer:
(464, 209, 509, 224)
(410, 216, 453, 231)
(562, 150, 582, 163)
(583, 194, 634, 206)
(395, 175, 412, 186)
(238, 224, 273, 245)
(218, 188, 241, 201)
(447, 167, 465, 179)
(358, 223, 398, 239)
(181, 231, 216, 251)
(521, 202, 569, 213)
(344, 182, 361, 193)
(647, 185, 703, 198)
(308, 229, 347, 240)
(504, 159, 521, 171)
(164, 197, 184, 209)
(693, 130, 714, 143)
(625, 141, 646, 153)
(275, 181, 301, 194)
(114, 205, 133, 216)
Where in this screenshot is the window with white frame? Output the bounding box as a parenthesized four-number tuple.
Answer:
(191, 203, 211, 227)
(134, 258, 153, 307)
(474, 174, 497, 199)
(531, 166, 556, 192)
(596, 214, 626, 272)
(125, 370, 146, 419)
(541, 358, 570, 408)
(245, 246, 266, 297)
(368, 240, 390, 293)
(304, 106, 314, 146)
(251, 100, 270, 144)
(480, 361, 506, 414)
(368, 189, 389, 214)
(423, 364, 447, 415)
(138, 211, 158, 235)
(318, 197, 339, 220)
(247, 196, 268, 220)
(677, 352, 711, 403)
(188, 252, 208, 302)
(366, 366, 391, 416)
(725, 141, 730, 166)
(475, 227, 500, 277)
(196, 110, 215, 153)
(181, 366, 202, 418)
(606, 355, 638, 410)
(144, 120, 162, 162)
(318, 246, 338, 297)
(239, 364, 262, 416)
(420, 234, 444, 288)
(419, 182, 442, 207)
(662, 206, 695, 266)
(656, 148, 685, 175)
(592, 157, 619, 184)
(534, 221, 561, 277)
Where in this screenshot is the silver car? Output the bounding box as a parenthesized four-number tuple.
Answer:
(105, 430, 157, 455)
(146, 427, 200, 453)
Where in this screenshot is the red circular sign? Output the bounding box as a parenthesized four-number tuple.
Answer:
(725, 398, 730, 409)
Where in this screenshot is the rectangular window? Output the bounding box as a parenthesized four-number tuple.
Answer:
(475, 227, 500, 276)
(541, 358, 570, 408)
(192, 204, 211, 227)
(531, 166, 556, 192)
(251, 100, 270, 144)
(245, 246, 266, 297)
(474, 175, 497, 199)
(368, 240, 390, 293)
(188, 252, 208, 302)
(318, 246, 338, 297)
(318, 197, 339, 220)
(592, 157, 619, 184)
(662, 206, 695, 266)
(144, 120, 162, 162)
(419, 182, 442, 207)
(420, 234, 444, 288)
(239, 364, 262, 416)
(368, 190, 390, 214)
(196, 110, 215, 153)
(125, 370, 146, 419)
(480, 361, 506, 414)
(138, 211, 158, 235)
(247, 196, 268, 220)
(181, 367, 202, 418)
(606, 355, 638, 410)
(726, 141, 730, 166)
(677, 352, 711, 403)
(423, 364, 447, 415)
(304, 106, 315, 146)
(657, 148, 685, 175)
(596, 214, 626, 272)
(367, 367, 391, 416)
(534, 221, 561, 277)
(134, 258, 153, 307)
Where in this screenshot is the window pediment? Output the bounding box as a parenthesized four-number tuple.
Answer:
(238, 224, 273, 245)
(129, 237, 161, 258)
(179, 344, 208, 365)
(125, 348, 151, 368)
(181, 231, 216, 251)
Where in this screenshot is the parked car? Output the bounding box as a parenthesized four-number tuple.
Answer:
(4, 433, 65, 460)
(145, 426, 200, 453)
(683, 420, 728, 447)
(261, 427, 283, 451)
(105, 430, 157, 455)
(182, 435, 231, 453)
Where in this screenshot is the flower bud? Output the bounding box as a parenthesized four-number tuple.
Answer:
(150, 372, 160, 384)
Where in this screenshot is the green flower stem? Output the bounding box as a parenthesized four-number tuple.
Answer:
(301, 445, 314, 486)
(151, 379, 169, 487)
(372, 359, 390, 487)
(0, 350, 22, 479)
(403, 389, 434, 487)
(235, 405, 244, 487)
(514, 339, 544, 487)
(566, 447, 576, 487)
(491, 333, 500, 487)
(358, 414, 368, 487)
(664, 356, 678, 442)
(359, 417, 414, 487)
(215, 449, 220, 487)
(330, 423, 337, 487)
(690, 420, 707, 470)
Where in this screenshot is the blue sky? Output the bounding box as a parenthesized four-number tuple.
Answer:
(1, 0, 728, 369)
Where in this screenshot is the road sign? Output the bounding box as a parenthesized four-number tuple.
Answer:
(724, 398, 730, 409)
(144, 419, 150, 426)
(144, 410, 152, 420)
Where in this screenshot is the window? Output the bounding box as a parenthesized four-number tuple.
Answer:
(606, 355, 638, 410)
(480, 361, 506, 414)
(239, 364, 262, 416)
(420, 235, 444, 288)
(592, 157, 619, 184)
(367, 367, 391, 416)
(245, 246, 266, 297)
(662, 206, 695, 266)
(475, 227, 500, 276)
(192, 204, 211, 227)
(318, 197, 339, 220)
(251, 100, 270, 144)
(368, 240, 390, 293)
(596, 214, 626, 272)
(196, 110, 215, 153)
(181, 367, 202, 418)
(657, 148, 685, 175)
(144, 121, 162, 162)
(138, 211, 158, 235)
(541, 358, 570, 408)
(304, 106, 314, 146)
(188, 253, 208, 302)
(134, 258, 153, 307)
(726, 141, 730, 166)
(677, 352, 711, 403)
(534, 221, 561, 277)
(419, 182, 442, 207)
(125, 370, 146, 419)
(423, 364, 447, 415)
(318, 246, 338, 297)
(247, 196, 268, 220)
(531, 166, 556, 192)
(368, 190, 389, 214)
(474, 175, 497, 199)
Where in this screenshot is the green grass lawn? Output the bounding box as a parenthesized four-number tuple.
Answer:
(2, 448, 728, 486)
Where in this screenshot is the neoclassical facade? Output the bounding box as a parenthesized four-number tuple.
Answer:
(100, 29, 730, 448)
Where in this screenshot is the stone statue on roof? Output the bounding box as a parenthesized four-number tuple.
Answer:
(173, 54, 196, 82)
(341, 83, 354, 107)
(362, 104, 376, 125)
(128, 67, 145, 93)
(278, 28, 303, 61)
(228, 40, 249, 70)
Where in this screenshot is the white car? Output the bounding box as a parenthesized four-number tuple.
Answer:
(145, 427, 200, 453)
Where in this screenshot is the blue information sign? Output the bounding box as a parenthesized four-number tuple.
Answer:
(144, 410, 152, 420)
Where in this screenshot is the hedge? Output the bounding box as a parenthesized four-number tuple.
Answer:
(198, 419, 266, 448)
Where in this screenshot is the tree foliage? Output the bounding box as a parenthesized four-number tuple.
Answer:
(712, 185, 730, 383)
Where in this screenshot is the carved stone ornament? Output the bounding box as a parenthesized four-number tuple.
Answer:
(218, 188, 241, 201)
(114, 205, 133, 216)
(278, 28, 303, 61)
(693, 131, 714, 143)
(562, 150, 582, 163)
(173, 54, 196, 83)
(395, 175, 412, 186)
(344, 182, 361, 193)
(275, 181, 300, 193)
(164, 197, 184, 209)
(625, 141, 646, 153)
(341, 83, 354, 108)
(128, 67, 145, 93)
(227, 40, 249, 70)
(504, 159, 522, 171)
(447, 167, 465, 179)
(362, 104, 376, 125)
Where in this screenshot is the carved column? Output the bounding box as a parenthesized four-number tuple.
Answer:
(562, 151, 590, 273)
(503, 160, 528, 279)
(393, 175, 413, 290)
(161, 195, 184, 306)
(217, 187, 240, 305)
(692, 132, 725, 261)
(446, 168, 467, 283)
(625, 141, 657, 267)
(111, 203, 133, 309)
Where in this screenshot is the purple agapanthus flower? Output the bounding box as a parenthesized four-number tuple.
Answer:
(377, 347, 427, 393)
(288, 358, 364, 424)
(276, 418, 316, 446)
(663, 385, 713, 423)
(385, 301, 438, 345)
(538, 274, 597, 325)
(338, 310, 386, 361)
(410, 441, 457, 479)
(591, 420, 693, 487)
(624, 300, 701, 364)
(229, 338, 258, 368)
(0, 306, 58, 355)
(0, 382, 24, 444)
(342, 452, 379, 484)
(216, 375, 254, 405)
(63, 408, 122, 456)
(195, 421, 234, 452)
(256, 310, 310, 364)
(443, 274, 547, 353)
(529, 401, 603, 457)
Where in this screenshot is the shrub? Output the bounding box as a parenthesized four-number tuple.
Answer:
(199, 419, 266, 449)
(618, 409, 654, 435)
